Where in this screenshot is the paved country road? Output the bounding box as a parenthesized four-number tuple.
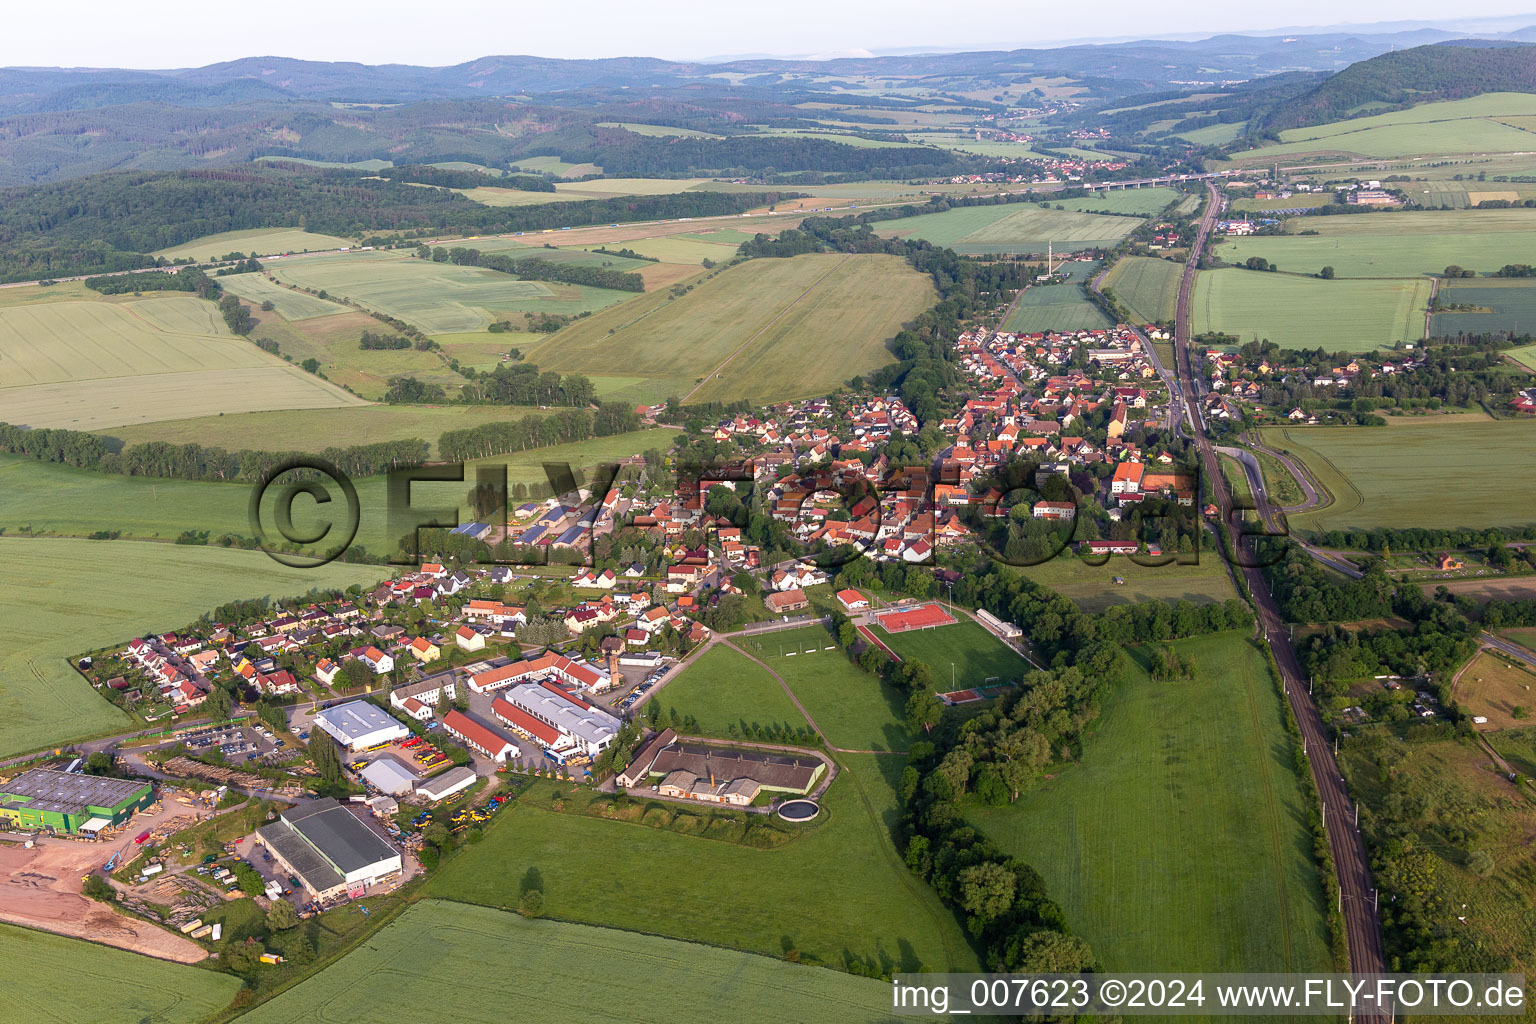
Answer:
(1177, 183, 1388, 997)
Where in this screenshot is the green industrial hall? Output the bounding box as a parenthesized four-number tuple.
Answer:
(0, 768, 154, 834)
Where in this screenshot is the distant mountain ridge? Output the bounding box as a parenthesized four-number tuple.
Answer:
(1256, 41, 1536, 131)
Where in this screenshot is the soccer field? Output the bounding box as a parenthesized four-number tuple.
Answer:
(529, 253, 933, 406)
(877, 202, 1138, 254)
(0, 537, 388, 757)
(1213, 210, 1536, 279)
(267, 250, 636, 334)
(237, 900, 893, 1024)
(1192, 269, 1430, 351)
(871, 618, 1028, 690)
(0, 922, 239, 1024)
(970, 632, 1332, 974)
(1261, 416, 1536, 532)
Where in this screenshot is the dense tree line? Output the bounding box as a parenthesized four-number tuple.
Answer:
(422, 245, 644, 292)
(0, 421, 427, 482)
(1315, 524, 1536, 553)
(359, 331, 413, 350)
(0, 166, 793, 282)
(457, 361, 596, 407)
(377, 164, 554, 192)
(85, 266, 214, 295)
(437, 405, 641, 462)
(531, 131, 964, 179)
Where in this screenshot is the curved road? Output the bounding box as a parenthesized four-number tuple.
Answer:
(1177, 184, 1387, 992)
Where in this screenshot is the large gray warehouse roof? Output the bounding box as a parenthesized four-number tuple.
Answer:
(314, 701, 406, 743)
(282, 798, 398, 875)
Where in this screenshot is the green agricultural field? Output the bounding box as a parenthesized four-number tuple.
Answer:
(733, 626, 910, 751)
(579, 235, 742, 265)
(1192, 269, 1430, 351)
(237, 900, 891, 1024)
(1057, 186, 1180, 216)
(0, 922, 240, 1024)
(1261, 416, 1536, 532)
(1509, 343, 1536, 370)
(0, 296, 363, 430)
(1176, 121, 1244, 145)
(235, 307, 457, 400)
(971, 632, 1332, 974)
(871, 618, 1027, 690)
(1102, 256, 1182, 323)
(0, 537, 388, 757)
(218, 272, 351, 320)
(1214, 210, 1536, 279)
(265, 251, 636, 334)
(1010, 550, 1239, 612)
(555, 177, 720, 196)
(509, 156, 602, 177)
(104, 404, 545, 456)
(528, 253, 933, 406)
(1230, 93, 1536, 160)
(1431, 279, 1536, 336)
(0, 428, 680, 554)
(876, 203, 1138, 255)
(153, 227, 355, 261)
(656, 644, 808, 736)
(1230, 192, 1336, 213)
(253, 156, 392, 172)
(455, 185, 579, 207)
(1003, 260, 1110, 333)
(427, 763, 977, 972)
(595, 122, 723, 138)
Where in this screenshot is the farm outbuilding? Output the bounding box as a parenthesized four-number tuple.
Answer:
(360, 757, 420, 797)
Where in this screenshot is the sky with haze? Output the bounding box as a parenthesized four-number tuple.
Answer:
(6, 0, 1536, 68)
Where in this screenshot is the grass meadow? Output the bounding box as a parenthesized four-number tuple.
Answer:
(104, 404, 547, 456)
(1509, 343, 1536, 371)
(1103, 256, 1182, 323)
(1230, 93, 1536, 160)
(1003, 260, 1111, 333)
(1342, 731, 1536, 978)
(528, 253, 932, 406)
(876, 203, 1139, 254)
(1009, 549, 1239, 612)
(1214, 210, 1536, 279)
(970, 632, 1333, 974)
(152, 227, 354, 260)
(872, 617, 1028, 690)
(0, 295, 363, 430)
(218, 272, 352, 319)
(1056, 185, 1181, 216)
(0, 537, 388, 757)
(0, 922, 239, 1024)
(266, 251, 636, 334)
(1192, 269, 1430, 351)
(733, 625, 913, 752)
(0, 427, 679, 553)
(1432, 279, 1536, 337)
(237, 900, 893, 1024)
(654, 644, 808, 737)
(1453, 650, 1536, 732)
(426, 766, 978, 973)
(1260, 416, 1536, 532)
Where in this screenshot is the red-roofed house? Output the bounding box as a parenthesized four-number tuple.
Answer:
(455, 625, 485, 651)
(836, 589, 870, 612)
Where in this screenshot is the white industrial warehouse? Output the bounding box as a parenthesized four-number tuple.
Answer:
(313, 700, 410, 752)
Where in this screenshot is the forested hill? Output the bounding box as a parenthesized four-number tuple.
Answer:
(1256, 41, 1536, 132)
(0, 167, 795, 283)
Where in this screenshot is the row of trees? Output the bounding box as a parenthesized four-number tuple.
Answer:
(437, 405, 640, 462)
(418, 245, 644, 292)
(0, 421, 428, 482)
